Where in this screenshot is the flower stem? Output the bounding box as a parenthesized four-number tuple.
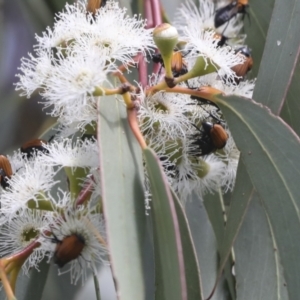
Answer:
(0, 261, 16, 300)
(75, 176, 94, 206)
(127, 108, 147, 150)
(93, 271, 102, 300)
(93, 84, 134, 97)
(165, 85, 223, 102)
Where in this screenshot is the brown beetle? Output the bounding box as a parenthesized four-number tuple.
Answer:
(152, 51, 188, 77)
(205, 122, 228, 149)
(0, 155, 13, 189)
(52, 233, 85, 268)
(232, 46, 253, 81)
(86, 0, 107, 14)
(191, 122, 228, 156)
(214, 0, 249, 29)
(21, 139, 49, 159)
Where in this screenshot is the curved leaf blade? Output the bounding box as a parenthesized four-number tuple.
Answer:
(214, 94, 300, 300)
(97, 97, 147, 300)
(186, 193, 229, 300)
(245, 0, 274, 78)
(280, 59, 300, 136)
(144, 147, 187, 300)
(253, 0, 300, 113)
(172, 190, 203, 300)
(207, 161, 253, 300)
(235, 194, 289, 300)
(203, 192, 236, 300)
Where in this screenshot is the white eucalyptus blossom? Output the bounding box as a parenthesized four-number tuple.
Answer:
(182, 28, 245, 83)
(138, 89, 195, 142)
(15, 49, 53, 98)
(35, 0, 154, 65)
(168, 137, 227, 202)
(41, 138, 99, 169)
(0, 156, 58, 221)
(58, 101, 99, 128)
(42, 203, 108, 284)
(0, 209, 51, 273)
(175, 0, 244, 42)
(41, 53, 111, 119)
(174, 0, 215, 33)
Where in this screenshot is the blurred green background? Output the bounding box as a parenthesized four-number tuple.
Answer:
(0, 0, 71, 154)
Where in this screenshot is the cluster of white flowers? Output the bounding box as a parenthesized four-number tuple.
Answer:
(140, 0, 254, 201)
(2, 0, 155, 285)
(0, 0, 255, 291)
(0, 138, 106, 283)
(15, 0, 154, 129)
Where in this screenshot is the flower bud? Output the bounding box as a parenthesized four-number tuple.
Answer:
(153, 24, 179, 79)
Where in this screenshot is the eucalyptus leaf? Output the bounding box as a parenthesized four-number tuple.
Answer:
(203, 192, 236, 300)
(97, 97, 147, 300)
(143, 147, 187, 300)
(235, 195, 289, 300)
(253, 0, 300, 114)
(206, 161, 253, 300)
(214, 94, 300, 300)
(172, 190, 203, 300)
(244, 0, 274, 78)
(186, 193, 228, 300)
(203, 191, 226, 250)
(280, 59, 300, 136)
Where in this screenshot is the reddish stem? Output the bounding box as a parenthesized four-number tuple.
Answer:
(127, 108, 147, 149)
(151, 0, 162, 25)
(75, 177, 94, 206)
(145, 0, 154, 28)
(6, 240, 41, 264)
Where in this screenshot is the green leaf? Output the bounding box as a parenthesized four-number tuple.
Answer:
(234, 195, 289, 300)
(245, 0, 275, 78)
(203, 191, 226, 251)
(214, 94, 300, 300)
(97, 97, 147, 300)
(172, 190, 203, 300)
(253, 0, 300, 113)
(280, 59, 300, 135)
(143, 147, 187, 300)
(206, 161, 253, 300)
(186, 193, 229, 300)
(203, 192, 236, 300)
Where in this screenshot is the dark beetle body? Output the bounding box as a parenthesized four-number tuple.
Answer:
(232, 46, 253, 82)
(151, 51, 188, 77)
(21, 139, 49, 159)
(192, 122, 228, 156)
(214, 0, 249, 29)
(52, 233, 85, 268)
(0, 155, 12, 189)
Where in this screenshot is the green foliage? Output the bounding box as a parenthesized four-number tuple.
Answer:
(2, 0, 300, 299)
(98, 97, 147, 300)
